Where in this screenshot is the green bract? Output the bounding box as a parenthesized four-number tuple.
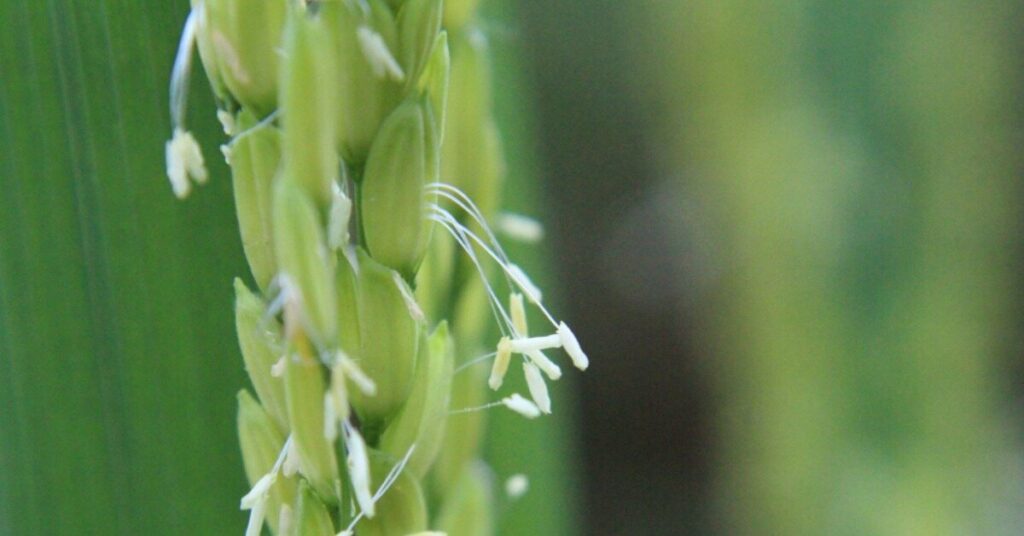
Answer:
(322, 0, 401, 163)
(281, 7, 338, 208)
(354, 451, 430, 536)
(294, 481, 337, 536)
(238, 390, 297, 534)
(190, 0, 285, 114)
(228, 111, 281, 290)
(284, 343, 341, 504)
(360, 98, 437, 278)
(272, 179, 338, 348)
(234, 279, 288, 431)
(380, 323, 455, 477)
(349, 248, 420, 423)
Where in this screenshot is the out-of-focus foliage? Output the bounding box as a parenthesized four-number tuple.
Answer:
(647, 1, 1022, 534)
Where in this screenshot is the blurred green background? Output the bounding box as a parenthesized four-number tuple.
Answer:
(2, 0, 1023, 534)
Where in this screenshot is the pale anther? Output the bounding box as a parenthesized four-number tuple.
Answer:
(523, 362, 551, 414)
(244, 495, 269, 536)
(356, 26, 405, 81)
(497, 212, 544, 244)
(502, 393, 540, 419)
(526, 349, 562, 381)
(240, 472, 276, 509)
(343, 422, 375, 518)
(508, 333, 561, 354)
(282, 440, 300, 477)
(488, 337, 512, 391)
(339, 353, 377, 396)
(328, 183, 353, 250)
(323, 392, 339, 442)
(217, 109, 236, 136)
(507, 263, 542, 303)
(505, 474, 529, 499)
(165, 128, 208, 199)
(271, 355, 286, 378)
(393, 271, 425, 323)
(510, 292, 528, 336)
(278, 504, 294, 536)
(558, 322, 589, 370)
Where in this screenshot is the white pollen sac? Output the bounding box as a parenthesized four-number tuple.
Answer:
(244, 494, 269, 536)
(505, 474, 530, 499)
(356, 26, 405, 81)
(523, 362, 551, 414)
(393, 272, 425, 323)
(165, 128, 208, 199)
(278, 504, 294, 536)
(509, 293, 529, 336)
(502, 394, 540, 419)
(240, 472, 277, 510)
(330, 361, 351, 422)
(488, 337, 513, 391)
(282, 440, 301, 477)
(339, 354, 377, 396)
(526, 349, 562, 381)
(506, 263, 542, 303)
(497, 212, 544, 244)
(271, 356, 286, 378)
(217, 109, 236, 136)
(323, 392, 339, 442)
(558, 322, 589, 371)
(344, 423, 375, 518)
(328, 184, 353, 250)
(509, 333, 562, 354)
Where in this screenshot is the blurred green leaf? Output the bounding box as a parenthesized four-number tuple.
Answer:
(0, 1, 248, 532)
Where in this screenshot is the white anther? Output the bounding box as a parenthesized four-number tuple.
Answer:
(243, 493, 269, 536)
(505, 474, 529, 499)
(523, 362, 551, 414)
(558, 322, 589, 371)
(271, 355, 286, 378)
(324, 392, 338, 442)
(508, 333, 562, 354)
(240, 472, 276, 510)
(329, 360, 351, 422)
(339, 354, 377, 396)
(497, 212, 544, 244)
(507, 263, 542, 303)
(526, 349, 562, 381)
(328, 183, 353, 250)
(393, 272, 425, 323)
(488, 337, 512, 391)
(502, 394, 541, 419)
(165, 128, 208, 199)
(356, 26, 405, 81)
(510, 293, 528, 336)
(278, 505, 294, 536)
(217, 109, 236, 136)
(343, 422, 375, 518)
(282, 440, 300, 477)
